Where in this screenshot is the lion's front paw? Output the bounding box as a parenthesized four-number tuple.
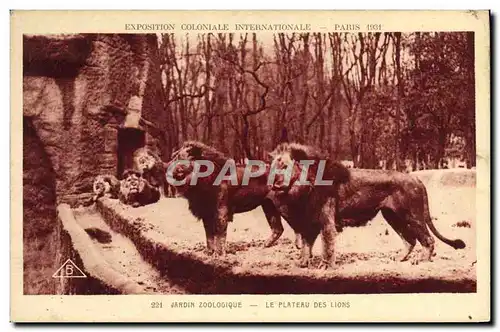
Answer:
(297, 257, 310, 268)
(212, 247, 226, 258)
(211, 252, 226, 259)
(204, 248, 215, 256)
(410, 257, 422, 265)
(263, 237, 277, 248)
(318, 259, 336, 270)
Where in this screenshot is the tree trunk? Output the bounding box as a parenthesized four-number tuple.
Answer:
(203, 34, 212, 142)
(394, 32, 402, 171)
(436, 130, 447, 169)
(466, 31, 476, 167)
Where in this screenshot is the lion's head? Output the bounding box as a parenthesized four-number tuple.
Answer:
(120, 169, 146, 200)
(268, 142, 349, 194)
(133, 147, 159, 174)
(93, 175, 112, 196)
(165, 141, 229, 194)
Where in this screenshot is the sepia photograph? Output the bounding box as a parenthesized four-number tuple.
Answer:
(11, 10, 490, 323)
(22, 30, 477, 295)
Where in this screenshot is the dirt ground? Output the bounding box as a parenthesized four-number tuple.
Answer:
(73, 169, 476, 294)
(99, 170, 475, 291)
(121, 199, 474, 277)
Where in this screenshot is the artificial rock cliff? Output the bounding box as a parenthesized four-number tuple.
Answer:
(22, 34, 167, 293)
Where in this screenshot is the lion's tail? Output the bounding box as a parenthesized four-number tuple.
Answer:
(421, 181, 466, 249)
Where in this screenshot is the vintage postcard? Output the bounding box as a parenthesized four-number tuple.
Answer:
(10, 10, 490, 323)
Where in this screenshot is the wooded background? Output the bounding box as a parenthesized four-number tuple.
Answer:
(158, 32, 475, 170)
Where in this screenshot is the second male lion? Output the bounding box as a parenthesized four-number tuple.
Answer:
(268, 143, 350, 269)
(133, 147, 175, 197)
(166, 141, 284, 257)
(119, 169, 161, 208)
(269, 142, 466, 269)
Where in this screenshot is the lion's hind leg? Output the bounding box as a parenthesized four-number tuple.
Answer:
(261, 199, 284, 248)
(295, 223, 322, 269)
(408, 215, 435, 263)
(294, 232, 302, 249)
(381, 208, 417, 262)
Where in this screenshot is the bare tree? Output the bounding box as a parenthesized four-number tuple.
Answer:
(157, 32, 474, 169)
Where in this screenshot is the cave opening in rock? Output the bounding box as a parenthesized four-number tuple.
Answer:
(117, 127, 145, 179)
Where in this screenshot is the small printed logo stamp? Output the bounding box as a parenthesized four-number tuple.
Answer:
(52, 259, 87, 278)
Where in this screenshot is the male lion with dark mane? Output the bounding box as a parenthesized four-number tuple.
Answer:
(268, 143, 350, 269)
(119, 169, 161, 208)
(166, 141, 284, 257)
(269, 142, 466, 269)
(133, 147, 174, 197)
